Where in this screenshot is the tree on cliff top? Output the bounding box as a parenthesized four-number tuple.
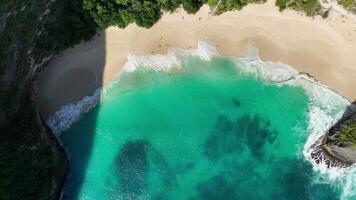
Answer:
(82, 0, 204, 29)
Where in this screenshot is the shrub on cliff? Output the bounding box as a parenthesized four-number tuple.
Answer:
(276, 0, 322, 16)
(339, 121, 356, 147)
(82, 0, 204, 29)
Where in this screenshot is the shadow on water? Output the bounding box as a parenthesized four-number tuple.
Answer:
(114, 139, 178, 199)
(36, 30, 106, 198)
(116, 140, 150, 197)
(60, 33, 106, 200)
(60, 107, 100, 200)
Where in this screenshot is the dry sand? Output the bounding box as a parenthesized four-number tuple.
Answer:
(36, 0, 356, 118)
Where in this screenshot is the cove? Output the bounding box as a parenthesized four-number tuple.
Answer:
(59, 55, 346, 199)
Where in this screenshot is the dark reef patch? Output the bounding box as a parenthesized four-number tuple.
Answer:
(116, 140, 150, 196)
(203, 114, 277, 162)
(115, 139, 179, 198)
(196, 175, 237, 200)
(232, 98, 241, 107)
(203, 115, 243, 161)
(245, 116, 276, 160)
(60, 107, 99, 200)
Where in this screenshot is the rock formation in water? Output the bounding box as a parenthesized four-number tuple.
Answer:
(310, 102, 356, 168)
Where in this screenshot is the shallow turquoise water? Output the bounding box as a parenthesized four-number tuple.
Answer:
(60, 56, 343, 199)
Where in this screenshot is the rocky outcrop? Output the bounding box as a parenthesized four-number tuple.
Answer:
(310, 104, 356, 168)
(310, 134, 354, 168)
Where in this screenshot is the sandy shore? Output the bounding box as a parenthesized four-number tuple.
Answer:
(36, 0, 356, 118)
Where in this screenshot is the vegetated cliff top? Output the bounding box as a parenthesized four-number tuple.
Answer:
(338, 115, 356, 148)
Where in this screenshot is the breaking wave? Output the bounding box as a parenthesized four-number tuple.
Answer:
(47, 40, 355, 199)
(47, 40, 219, 135)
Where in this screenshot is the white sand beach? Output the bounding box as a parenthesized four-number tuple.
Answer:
(36, 0, 356, 118)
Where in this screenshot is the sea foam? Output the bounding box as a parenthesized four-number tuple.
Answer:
(47, 89, 101, 135)
(123, 40, 218, 72)
(47, 40, 355, 198)
(47, 40, 218, 135)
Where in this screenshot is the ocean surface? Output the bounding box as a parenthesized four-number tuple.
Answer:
(52, 42, 356, 199)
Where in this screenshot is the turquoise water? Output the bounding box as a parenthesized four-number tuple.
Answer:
(60, 56, 345, 199)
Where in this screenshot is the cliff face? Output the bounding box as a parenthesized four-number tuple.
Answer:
(0, 1, 96, 199)
(0, 1, 65, 199)
(310, 103, 356, 168)
(324, 109, 356, 164)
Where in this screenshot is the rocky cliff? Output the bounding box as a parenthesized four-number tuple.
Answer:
(0, 1, 96, 199)
(311, 103, 356, 168)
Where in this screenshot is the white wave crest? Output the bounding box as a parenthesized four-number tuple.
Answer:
(243, 41, 260, 60)
(235, 58, 299, 82)
(228, 44, 354, 198)
(47, 40, 218, 135)
(47, 88, 101, 136)
(123, 40, 219, 72)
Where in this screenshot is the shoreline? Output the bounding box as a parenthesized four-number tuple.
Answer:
(32, 1, 356, 197)
(36, 0, 356, 118)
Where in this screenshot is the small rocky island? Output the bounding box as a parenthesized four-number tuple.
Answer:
(311, 102, 356, 168)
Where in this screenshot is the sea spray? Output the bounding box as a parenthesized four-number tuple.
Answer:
(47, 40, 355, 199)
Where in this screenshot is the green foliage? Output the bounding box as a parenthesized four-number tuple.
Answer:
(207, 0, 219, 6)
(338, 0, 355, 11)
(83, 0, 204, 29)
(339, 0, 354, 7)
(34, 0, 98, 59)
(82, 0, 159, 28)
(339, 121, 356, 147)
(158, 0, 182, 11)
(182, 0, 204, 14)
(275, 0, 322, 16)
(212, 0, 267, 15)
(276, 0, 288, 10)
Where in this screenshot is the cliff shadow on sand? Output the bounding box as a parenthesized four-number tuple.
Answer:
(36, 32, 107, 199)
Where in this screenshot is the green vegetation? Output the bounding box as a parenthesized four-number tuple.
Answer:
(275, 0, 322, 16)
(207, 0, 321, 16)
(210, 0, 267, 15)
(338, 0, 356, 12)
(82, 0, 204, 29)
(339, 121, 356, 147)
